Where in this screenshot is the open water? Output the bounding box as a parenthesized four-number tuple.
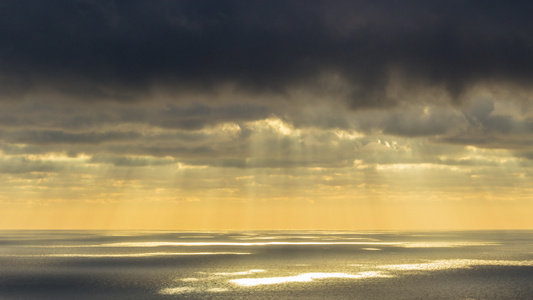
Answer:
(1, 230, 532, 299)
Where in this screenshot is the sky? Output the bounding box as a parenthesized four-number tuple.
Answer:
(1, 0, 533, 230)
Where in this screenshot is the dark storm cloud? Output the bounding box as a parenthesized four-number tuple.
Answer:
(363, 108, 465, 137)
(462, 99, 533, 136)
(432, 98, 533, 149)
(1, 0, 533, 107)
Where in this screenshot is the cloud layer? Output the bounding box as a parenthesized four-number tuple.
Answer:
(1, 0, 533, 107)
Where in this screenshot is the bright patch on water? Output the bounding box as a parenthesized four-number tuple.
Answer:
(159, 287, 197, 295)
(177, 278, 200, 282)
(206, 288, 229, 292)
(379, 259, 533, 271)
(22, 241, 496, 248)
(230, 271, 391, 287)
(97, 241, 401, 247)
(12, 252, 251, 257)
(399, 242, 499, 248)
(213, 269, 266, 276)
(2, 230, 533, 299)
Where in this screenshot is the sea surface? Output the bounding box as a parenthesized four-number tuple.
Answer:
(0, 230, 532, 299)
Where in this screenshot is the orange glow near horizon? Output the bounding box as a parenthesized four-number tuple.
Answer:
(1, 117, 532, 231)
(1, 186, 532, 230)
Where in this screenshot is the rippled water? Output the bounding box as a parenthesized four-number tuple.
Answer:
(1, 230, 532, 299)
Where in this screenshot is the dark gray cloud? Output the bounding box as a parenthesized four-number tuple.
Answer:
(0, 129, 141, 145)
(0, 157, 63, 174)
(1, 0, 533, 107)
(151, 103, 269, 130)
(0, 101, 269, 132)
(2, 1, 533, 167)
(431, 98, 533, 149)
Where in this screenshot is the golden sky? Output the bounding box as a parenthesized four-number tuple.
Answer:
(1, 109, 532, 230)
(1, 1, 532, 230)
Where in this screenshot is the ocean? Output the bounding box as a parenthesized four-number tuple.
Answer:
(0, 230, 532, 299)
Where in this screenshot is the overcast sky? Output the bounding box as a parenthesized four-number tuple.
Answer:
(1, 1, 532, 229)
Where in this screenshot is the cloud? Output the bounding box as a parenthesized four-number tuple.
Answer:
(431, 98, 533, 149)
(1, 1, 533, 174)
(0, 129, 141, 145)
(0, 157, 63, 174)
(0, 100, 268, 132)
(89, 155, 177, 167)
(1, 0, 533, 108)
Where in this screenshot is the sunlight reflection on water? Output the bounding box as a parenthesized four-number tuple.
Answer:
(379, 259, 533, 271)
(18, 240, 499, 248)
(10, 252, 251, 257)
(399, 242, 499, 248)
(213, 269, 265, 276)
(159, 287, 197, 295)
(2, 230, 533, 299)
(230, 271, 392, 287)
(97, 241, 402, 247)
(160, 259, 533, 294)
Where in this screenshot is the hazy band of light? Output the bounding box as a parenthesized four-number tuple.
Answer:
(213, 269, 266, 276)
(398, 242, 500, 248)
(378, 259, 533, 271)
(17, 241, 499, 248)
(96, 241, 402, 247)
(159, 287, 230, 295)
(176, 278, 200, 282)
(205, 288, 229, 293)
(230, 236, 376, 240)
(159, 287, 198, 295)
(85, 241, 499, 248)
(8, 252, 251, 257)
